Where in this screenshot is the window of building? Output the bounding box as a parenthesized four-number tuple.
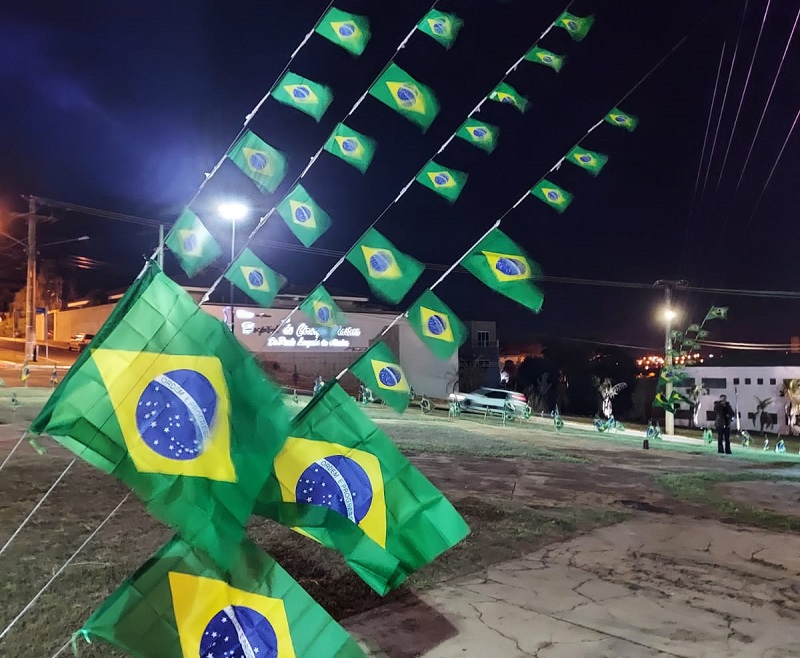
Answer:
(702, 377, 727, 389)
(757, 378, 764, 385)
(476, 331, 490, 347)
(770, 378, 776, 385)
(745, 378, 751, 385)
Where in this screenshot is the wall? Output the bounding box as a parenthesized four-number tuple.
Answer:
(678, 365, 800, 434)
(46, 304, 116, 342)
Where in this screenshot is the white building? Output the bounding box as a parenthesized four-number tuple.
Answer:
(677, 355, 800, 434)
(38, 290, 458, 399)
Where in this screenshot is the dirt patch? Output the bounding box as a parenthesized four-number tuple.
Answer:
(716, 480, 800, 517)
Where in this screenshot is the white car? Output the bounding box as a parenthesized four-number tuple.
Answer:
(449, 388, 530, 418)
(67, 333, 95, 352)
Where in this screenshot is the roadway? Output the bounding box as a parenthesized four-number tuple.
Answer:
(0, 338, 76, 365)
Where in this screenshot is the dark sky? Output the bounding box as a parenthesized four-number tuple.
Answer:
(0, 0, 799, 349)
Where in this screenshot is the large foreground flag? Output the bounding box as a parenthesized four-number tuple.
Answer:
(28, 263, 289, 568)
(324, 123, 377, 173)
(255, 381, 470, 594)
(369, 63, 440, 131)
(345, 228, 424, 304)
(315, 7, 371, 55)
(460, 228, 544, 312)
(406, 289, 467, 359)
(272, 71, 333, 121)
(164, 209, 222, 277)
(224, 248, 285, 307)
(276, 184, 332, 247)
(349, 341, 410, 413)
(228, 130, 288, 194)
(78, 535, 366, 658)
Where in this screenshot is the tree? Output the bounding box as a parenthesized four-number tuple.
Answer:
(685, 383, 709, 428)
(456, 359, 485, 393)
(594, 377, 627, 419)
(753, 397, 775, 434)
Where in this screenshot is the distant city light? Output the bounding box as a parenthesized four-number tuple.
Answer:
(218, 201, 249, 221)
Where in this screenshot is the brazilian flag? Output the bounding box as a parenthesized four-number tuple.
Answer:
(28, 263, 289, 568)
(524, 46, 565, 72)
(406, 289, 467, 359)
(272, 71, 333, 121)
(164, 209, 222, 277)
(531, 179, 573, 213)
(566, 146, 608, 176)
(604, 107, 638, 132)
(315, 7, 371, 56)
(276, 184, 332, 247)
(704, 306, 728, 322)
(323, 123, 377, 173)
(417, 9, 463, 49)
(224, 248, 285, 308)
(456, 118, 499, 153)
(299, 285, 346, 332)
(255, 381, 470, 594)
(415, 160, 468, 204)
(345, 228, 424, 304)
(228, 130, 288, 194)
(78, 535, 365, 658)
(369, 63, 440, 132)
(349, 340, 410, 413)
(488, 82, 529, 112)
(554, 11, 595, 41)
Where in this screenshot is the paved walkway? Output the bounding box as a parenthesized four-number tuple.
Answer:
(346, 518, 799, 658)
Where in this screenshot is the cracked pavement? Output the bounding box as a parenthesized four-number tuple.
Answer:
(346, 517, 799, 658)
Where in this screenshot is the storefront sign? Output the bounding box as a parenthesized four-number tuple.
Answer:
(242, 320, 362, 349)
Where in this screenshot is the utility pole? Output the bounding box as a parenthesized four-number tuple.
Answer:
(24, 196, 37, 362)
(654, 279, 688, 436)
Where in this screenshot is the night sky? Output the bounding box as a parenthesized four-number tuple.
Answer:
(0, 0, 798, 349)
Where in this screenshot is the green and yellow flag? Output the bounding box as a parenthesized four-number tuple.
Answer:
(460, 228, 544, 312)
(276, 184, 332, 247)
(369, 63, 440, 131)
(164, 209, 222, 277)
(272, 71, 333, 121)
(525, 46, 564, 72)
(407, 289, 467, 359)
(456, 118, 499, 153)
(417, 9, 463, 48)
(704, 306, 728, 322)
(224, 248, 285, 308)
(255, 381, 470, 594)
(345, 228, 424, 304)
(228, 130, 288, 194)
(488, 82, 529, 112)
(28, 263, 289, 568)
(315, 7, 371, 55)
(78, 535, 366, 658)
(324, 123, 377, 173)
(531, 179, 573, 213)
(554, 12, 595, 41)
(605, 107, 639, 132)
(299, 285, 347, 332)
(415, 160, 468, 203)
(566, 146, 608, 176)
(349, 341, 410, 412)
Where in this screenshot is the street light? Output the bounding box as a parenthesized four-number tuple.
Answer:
(662, 308, 676, 322)
(218, 202, 249, 333)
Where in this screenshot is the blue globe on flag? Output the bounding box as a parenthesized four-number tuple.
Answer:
(542, 55, 553, 63)
(248, 269, 265, 288)
(614, 115, 626, 123)
(567, 20, 578, 31)
(501, 96, 515, 105)
(338, 23, 355, 37)
(248, 152, 269, 171)
(378, 365, 403, 388)
(294, 206, 312, 223)
(579, 154, 592, 163)
(341, 138, 358, 153)
(433, 173, 450, 186)
(136, 369, 217, 460)
(432, 19, 446, 34)
(316, 306, 331, 324)
(369, 251, 393, 274)
(471, 127, 487, 139)
(201, 606, 278, 658)
(495, 257, 527, 277)
(427, 314, 447, 336)
(395, 86, 416, 107)
(295, 455, 373, 524)
(182, 233, 198, 253)
(547, 190, 559, 201)
(292, 86, 310, 100)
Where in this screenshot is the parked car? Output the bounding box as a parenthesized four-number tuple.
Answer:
(67, 333, 95, 352)
(449, 388, 530, 418)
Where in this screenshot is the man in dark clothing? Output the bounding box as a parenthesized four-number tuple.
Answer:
(714, 394, 735, 454)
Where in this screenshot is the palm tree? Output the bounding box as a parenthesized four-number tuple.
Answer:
(685, 383, 708, 428)
(527, 373, 552, 413)
(780, 379, 800, 436)
(595, 377, 627, 419)
(753, 397, 775, 434)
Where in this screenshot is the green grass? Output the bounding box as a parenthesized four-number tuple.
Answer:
(0, 388, 53, 424)
(656, 470, 799, 532)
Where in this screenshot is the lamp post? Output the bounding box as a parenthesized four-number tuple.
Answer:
(218, 202, 249, 333)
(662, 304, 676, 436)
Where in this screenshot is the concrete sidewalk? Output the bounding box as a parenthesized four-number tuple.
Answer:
(346, 518, 799, 658)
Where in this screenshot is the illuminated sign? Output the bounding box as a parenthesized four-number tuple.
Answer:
(242, 320, 362, 349)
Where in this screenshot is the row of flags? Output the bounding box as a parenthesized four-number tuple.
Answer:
(30, 264, 470, 655)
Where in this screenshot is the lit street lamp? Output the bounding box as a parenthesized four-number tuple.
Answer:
(218, 202, 249, 333)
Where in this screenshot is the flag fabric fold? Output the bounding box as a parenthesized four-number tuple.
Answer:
(164, 209, 222, 277)
(276, 184, 332, 247)
(460, 228, 544, 312)
(369, 63, 440, 131)
(415, 161, 468, 203)
(272, 71, 333, 121)
(345, 228, 424, 304)
(224, 248, 285, 307)
(525, 46, 564, 72)
(28, 263, 289, 568)
(554, 12, 595, 41)
(487, 82, 529, 112)
(255, 380, 470, 594)
(79, 534, 366, 658)
(406, 289, 467, 359)
(315, 7, 371, 55)
(566, 146, 608, 176)
(228, 130, 288, 194)
(531, 179, 573, 213)
(456, 118, 499, 153)
(324, 123, 377, 173)
(417, 9, 463, 48)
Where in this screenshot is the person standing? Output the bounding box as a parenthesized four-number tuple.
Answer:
(714, 394, 735, 454)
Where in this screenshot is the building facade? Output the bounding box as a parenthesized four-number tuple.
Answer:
(458, 320, 501, 389)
